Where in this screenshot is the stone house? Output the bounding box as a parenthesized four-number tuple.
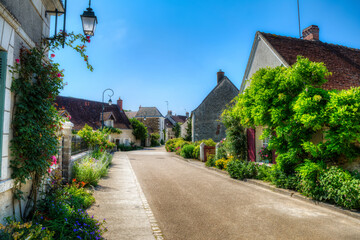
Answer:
(135, 107, 165, 145)
(0, 0, 64, 224)
(191, 70, 239, 142)
(241, 25, 360, 162)
(55, 96, 138, 146)
(164, 110, 188, 141)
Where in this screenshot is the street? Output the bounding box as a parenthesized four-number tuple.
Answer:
(128, 147, 360, 240)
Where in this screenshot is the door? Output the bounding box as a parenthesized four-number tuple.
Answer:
(247, 128, 256, 162)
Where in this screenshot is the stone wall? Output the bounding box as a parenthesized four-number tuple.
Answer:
(192, 79, 238, 142)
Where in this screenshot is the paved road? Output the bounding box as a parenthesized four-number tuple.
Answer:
(128, 147, 360, 240)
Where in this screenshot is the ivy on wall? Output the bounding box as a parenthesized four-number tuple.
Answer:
(10, 33, 92, 218)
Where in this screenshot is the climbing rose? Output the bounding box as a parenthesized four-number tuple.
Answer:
(51, 54, 55, 58)
(15, 59, 20, 63)
(57, 73, 62, 78)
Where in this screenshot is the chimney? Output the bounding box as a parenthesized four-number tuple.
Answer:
(117, 97, 123, 111)
(302, 25, 319, 41)
(168, 110, 172, 116)
(186, 112, 189, 118)
(217, 69, 225, 85)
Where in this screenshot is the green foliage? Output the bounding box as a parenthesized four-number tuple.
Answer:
(195, 139, 216, 147)
(103, 126, 122, 134)
(184, 118, 192, 141)
(129, 118, 148, 141)
(215, 142, 227, 160)
(180, 144, 195, 158)
(77, 124, 115, 150)
(226, 56, 360, 174)
(258, 146, 272, 162)
(160, 139, 165, 145)
(222, 107, 247, 160)
(72, 151, 113, 186)
(34, 179, 106, 239)
(205, 154, 216, 167)
(193, 145, 200, 159)
(117, 144, 143, 151)
(296, 161, 325, 199)
(150, 133, 160, 147)
(227, 160, 257, 180)
(9, 32, 93, 215)
(173, 123, 181, 138)
(0, 219, 54, 240)
(318, 167, 360, 209)
(267, 164, 299, 190)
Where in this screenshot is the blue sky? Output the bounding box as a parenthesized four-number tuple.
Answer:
(53, 0, 360, 116)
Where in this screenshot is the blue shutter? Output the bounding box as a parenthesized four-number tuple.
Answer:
(0, 51, 8, 176)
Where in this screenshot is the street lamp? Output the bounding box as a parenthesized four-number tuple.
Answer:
(101, 88, 114, 129)
(81, 0, 98, 36)
(46, 0, 98, 44)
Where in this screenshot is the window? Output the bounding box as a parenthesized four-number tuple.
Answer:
(0, 51, 8, 176)
(104, 120, 114, 127)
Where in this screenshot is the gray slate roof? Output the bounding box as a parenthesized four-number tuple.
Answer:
(135, 107, 163, 118)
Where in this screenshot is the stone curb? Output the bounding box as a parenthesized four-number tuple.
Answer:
(171, 153, 360, 221)
(126, 154, 165, 240)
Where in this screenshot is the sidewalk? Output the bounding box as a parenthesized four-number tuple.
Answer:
(88, 152, 163, 240)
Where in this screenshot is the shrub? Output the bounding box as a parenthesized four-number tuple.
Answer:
(268, 164, 298, 190)
(150, 133, 160, 147)
(215, 158, 231, 170)
(0, 219, 54, 240)
(296, 160, 325, 199)
(318, 167, 360, 209)
(73, 151, 112, 186)
(32, 178, 106, 240)
(256, 163, 271, 180)
(215, 142, 227, 160)
(195, 139, 216, 147)
(205, 154, 216, 167)
(193, 145, 200, 159)
(227, 160, 257, 180)
(160, 139, 165, 145)
(180, 144, 195, 158)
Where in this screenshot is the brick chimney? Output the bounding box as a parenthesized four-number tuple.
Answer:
(117, 97, 123, 111)
(217, 69, 225, 85)
(168, 110, 172, 116)
(302, 25, 319, 41)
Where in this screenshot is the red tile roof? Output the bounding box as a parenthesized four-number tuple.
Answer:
(55, 96, 132, 130)
(260, 32, 360, 90)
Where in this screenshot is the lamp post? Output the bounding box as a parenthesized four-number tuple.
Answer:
(47, 0, 98, 44)
(81, 0, 98, 36)
(101, 88, 114, 129)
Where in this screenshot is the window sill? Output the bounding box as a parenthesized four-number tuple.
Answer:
(0, 178, 14, 194)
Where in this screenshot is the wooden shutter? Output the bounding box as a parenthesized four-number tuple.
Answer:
(247, 128, 256, 162)
(0, 51, 8, 176)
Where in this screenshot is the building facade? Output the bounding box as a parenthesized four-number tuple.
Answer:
(0, 0, 63, 224)
(191, 70, 239, 142)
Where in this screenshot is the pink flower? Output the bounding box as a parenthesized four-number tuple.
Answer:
(265, 155, 268, 157)
(50, 156, 57, 166)
(15, 59, 20, 63)
(68, 115, 71, 120)
(57, 73, 62, 78)
(51, 54, 55, 58)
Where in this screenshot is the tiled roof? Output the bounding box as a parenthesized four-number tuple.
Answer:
(165, 118, 174, 128)
(171, 115, 187, 124)
(55, 96, 132, 130)
(260, 32, 360, 90)
(125, 111, 137, 119)
(135, 107, 163, 118)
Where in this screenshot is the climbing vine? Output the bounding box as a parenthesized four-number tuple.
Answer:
(10, 32, 93, 218)
(225, 56, 360, 174)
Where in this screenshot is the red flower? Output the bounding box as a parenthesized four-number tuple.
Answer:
(57, 73, 62, 78)
(86, 36, 90, 40)
(51, 54, 55, 58)
(15, 59, 20, 63)
(68, 115, 71, 120)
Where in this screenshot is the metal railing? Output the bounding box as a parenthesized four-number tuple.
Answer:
(71, 135, 88, 155)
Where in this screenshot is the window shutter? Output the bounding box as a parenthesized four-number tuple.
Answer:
(0, 51, 8, 176)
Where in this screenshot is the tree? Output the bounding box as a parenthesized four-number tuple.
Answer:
(184, 118, 192, 142)
(173, 122, 181, 138)
(129, 118, 148, 141)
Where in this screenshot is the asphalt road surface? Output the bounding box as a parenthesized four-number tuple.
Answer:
(128, 147, 360, 240)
